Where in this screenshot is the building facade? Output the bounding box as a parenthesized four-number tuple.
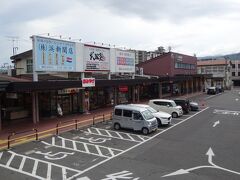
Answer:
(197, 59, 232, 89)
(230, 60, 240, 86)
(137, 52, 202, 97)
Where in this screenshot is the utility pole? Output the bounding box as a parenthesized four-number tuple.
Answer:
(6, 36, 19, 55)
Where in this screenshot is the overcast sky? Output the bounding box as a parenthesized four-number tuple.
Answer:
(1, 0, 240, 64)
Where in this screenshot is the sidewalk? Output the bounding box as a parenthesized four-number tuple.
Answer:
(0, 91, 203, 147)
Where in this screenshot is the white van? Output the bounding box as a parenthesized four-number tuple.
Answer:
(149, 99, 183, 118)
(113, 104, 158, 135)
(129, 104, 172, 126)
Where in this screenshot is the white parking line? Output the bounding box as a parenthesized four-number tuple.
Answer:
(68, 107, 209, 180)
(87, 127, 149, 143)
(0, 150, 82, 180)
(42, 136, 123, 158)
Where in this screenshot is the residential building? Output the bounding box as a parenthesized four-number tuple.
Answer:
(134, 50, 147, 64)
(197, 59, 232, 89)
(230, 60, 240, 86)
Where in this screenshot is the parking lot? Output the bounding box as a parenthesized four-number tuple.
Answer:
(0, 100, 207, 180)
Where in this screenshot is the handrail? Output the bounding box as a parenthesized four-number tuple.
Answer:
(8, 128, 38, 149)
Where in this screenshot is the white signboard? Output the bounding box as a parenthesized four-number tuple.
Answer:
(84, 45, 110, 71)
(115, 50, 135, 73)
(82, 78, 95, 87)
(33, 36, 76, 72)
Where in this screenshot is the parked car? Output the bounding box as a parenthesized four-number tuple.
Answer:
(112, 104, 158, 135)
(129, 104, 172, 126)
(216, 85, 224, 93)
(207, 87, 217, 95)
(149, 99, 183, 118)
(173, 99, 190, 114)
(189, 101, 199, 111)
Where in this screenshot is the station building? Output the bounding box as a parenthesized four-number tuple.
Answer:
(0, 36, 206, 131)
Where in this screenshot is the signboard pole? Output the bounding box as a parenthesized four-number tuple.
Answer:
(32, 36, 38, 81)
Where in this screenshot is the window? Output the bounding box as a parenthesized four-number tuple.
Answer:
(133, 112, 143, 120)
(238, 64, 240, 68)
(232, 72, 235, 76)
(123, 110, 132, 117)
(232, 64, 235, 68)
(26, 59, 33, 73)
(238, 72, 240, 76)
(175, 62, 195, 70)
(115, 109, 122, 116)
(153, 101, 165, 106)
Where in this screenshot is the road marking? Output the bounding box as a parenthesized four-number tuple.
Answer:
(86, 127, 148, 143)
(236, 98, 239, 101)
(102, 170, 140, 180)
(0, 150, 82, 180)
(213, 121, 220, 127)
(35, 151, 75, 160)
(205, 93, 221, 100)
(68, 107, 209, 180)
(6, 153, 14, 167)
(77, 137, 112, 144)
(162, 147, 240, 177)
(42, 136, 123, 158)
(213, 109, 240, 116)
(32, 160, 38, 176)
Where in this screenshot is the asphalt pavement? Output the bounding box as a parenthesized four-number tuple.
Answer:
(1, 89, 240, 180)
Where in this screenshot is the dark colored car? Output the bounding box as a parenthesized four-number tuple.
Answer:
(207, 87, 216, 95)
(173, 99, 190, 114)
(189, 101, 199, 111)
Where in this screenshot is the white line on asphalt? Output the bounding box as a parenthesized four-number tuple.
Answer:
(85, 128, 144, 143)
(46, 164, 51, 180)
(0, 152, 3, 159)
(0, 150, 81, 180)
(19, 156, 26, 171)
(32, 160, 39, 176)
(92, 127, 149, 141)
(62, 168, 67, 180)
(6, 153, 14, 167)
(205, 93, 221, 100)
(68, 107, 209, 180)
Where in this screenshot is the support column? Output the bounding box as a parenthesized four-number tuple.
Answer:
(186, 80, 189, 95)
(158, 83, 162, 98)
(132, 86, 135, 103)
(114, 87, 118, 105)
(35, 92, 39, 123)
(0, 95, 2, 131)
(137, 85, 140, 102)
(32, 92, 37, 124)
(191, 80, 194, 94)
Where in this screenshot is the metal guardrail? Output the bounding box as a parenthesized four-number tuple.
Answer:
(5, 112, 113, 149)
(8, 128, 38, 149)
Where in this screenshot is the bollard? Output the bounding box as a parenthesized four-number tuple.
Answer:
(7, 132, 15, 149)
(93, 115, 95, 126)
(33, 128, 38, 141)
(75, 119, 78, 130)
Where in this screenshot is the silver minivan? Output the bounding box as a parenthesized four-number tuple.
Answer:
(113, 105, 158, 135)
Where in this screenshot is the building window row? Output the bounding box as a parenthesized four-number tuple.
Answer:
(175, 62, 195, 70)
(26, 59, 33, 73)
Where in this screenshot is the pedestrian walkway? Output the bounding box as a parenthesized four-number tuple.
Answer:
(0, 91, 203, 149)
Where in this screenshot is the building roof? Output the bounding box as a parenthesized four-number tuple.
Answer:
(197, 60, 228, 66)
(10, 50, 32, 62)
(0, 74, 30, 82)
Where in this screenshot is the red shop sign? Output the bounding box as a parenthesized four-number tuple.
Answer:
(119, 86, 128, 92)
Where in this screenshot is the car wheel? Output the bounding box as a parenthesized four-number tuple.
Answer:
(156, 118, 162, 127)
(142, 127, 149, 135)
(114, 123, 121, 130)
(172, 112, 178, 118)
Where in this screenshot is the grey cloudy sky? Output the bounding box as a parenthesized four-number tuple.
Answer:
(1, 0, 240, 63)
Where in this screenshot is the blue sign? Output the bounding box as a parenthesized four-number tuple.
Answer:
(34, 36, 76, 72)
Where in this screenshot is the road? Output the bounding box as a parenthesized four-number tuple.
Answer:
(79, 90, 240, 180)
(0, 89, 240, 180)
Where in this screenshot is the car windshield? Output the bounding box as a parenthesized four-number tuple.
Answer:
(146, 106, 157, 113)
(142, 110, 154, 120)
